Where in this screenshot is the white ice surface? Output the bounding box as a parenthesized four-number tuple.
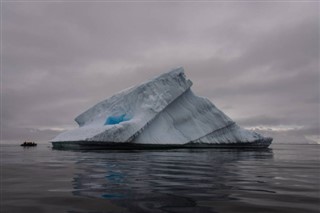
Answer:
(52, 67, 269, 144)
(52, 67, 192, 142)
(191, 123, 264, 144)
(134, 89, 233, 144)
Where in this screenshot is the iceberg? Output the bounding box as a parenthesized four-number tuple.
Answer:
(51, 67, 272, 149)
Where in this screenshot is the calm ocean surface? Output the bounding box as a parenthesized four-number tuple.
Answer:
(2, 143, 319, 213)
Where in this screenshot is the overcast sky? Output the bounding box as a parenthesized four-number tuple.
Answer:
(1, 1, 319, 144)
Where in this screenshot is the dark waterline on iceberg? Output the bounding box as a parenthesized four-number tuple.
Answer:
(2, 143, 319, 213)
(51, 139, 272, 150)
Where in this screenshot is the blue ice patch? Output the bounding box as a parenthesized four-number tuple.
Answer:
(104, 114, 129, 125)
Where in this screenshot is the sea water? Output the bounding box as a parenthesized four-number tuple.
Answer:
(2, 143, 319, 213)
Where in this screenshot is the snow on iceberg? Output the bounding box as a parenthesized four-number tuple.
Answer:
(51, 67, 272, 149)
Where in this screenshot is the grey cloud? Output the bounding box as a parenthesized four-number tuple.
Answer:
(3, 2, 184, 70)
(183, 11, 319, 127)
(2, 2, 319, 143)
